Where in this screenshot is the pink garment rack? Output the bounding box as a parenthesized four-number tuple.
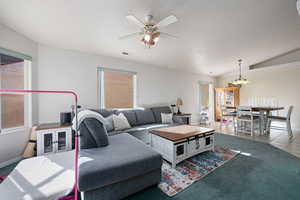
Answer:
(0, 90, 79, 200)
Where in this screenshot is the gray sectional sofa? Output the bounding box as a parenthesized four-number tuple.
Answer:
(78, 106, 182, 200)
(91, 106, 182, 143)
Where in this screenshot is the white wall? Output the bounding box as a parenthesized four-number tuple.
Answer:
(37, 44, 215, 124)
(0, 23, 38, 166)
(0, 25, 214, 166)
(217, 65, 300, 130)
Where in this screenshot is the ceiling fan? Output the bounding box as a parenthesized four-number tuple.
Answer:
(120, 14, 178, 48)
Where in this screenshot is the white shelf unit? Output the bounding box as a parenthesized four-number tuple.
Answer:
(36, 124, 72, 156)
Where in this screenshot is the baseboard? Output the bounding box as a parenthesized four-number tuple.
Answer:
(0, 156, 22, 168)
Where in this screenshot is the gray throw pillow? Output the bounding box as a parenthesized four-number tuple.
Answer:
(105, 115, 114, 132)
(83, 118, 109, 147)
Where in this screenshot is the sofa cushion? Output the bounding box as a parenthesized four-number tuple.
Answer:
(107, 130, 124, 136)
(80, 118, 109, 149)
(78, 133, 162, 192)
(151, 106, 172, 123)
(135, 109, 156, 125)
(127, 124, 167, 133)
(127, 123, 181, 133)
(115, 109, 138, 126)
(90, 109, 115, 118)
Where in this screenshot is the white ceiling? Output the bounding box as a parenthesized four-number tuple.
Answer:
(0, 0, 300, 76)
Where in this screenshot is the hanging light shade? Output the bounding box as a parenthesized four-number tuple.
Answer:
(232, 59, 249, 85)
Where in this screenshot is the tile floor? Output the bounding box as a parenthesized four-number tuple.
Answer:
(207, 121, 300, 158)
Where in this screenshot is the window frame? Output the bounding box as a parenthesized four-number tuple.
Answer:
(0, 48, 32, 135)
(97, 67, 137, 109)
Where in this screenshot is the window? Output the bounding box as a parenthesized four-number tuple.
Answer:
(0, 48, 31, 134)
(98, 68, 137, 109)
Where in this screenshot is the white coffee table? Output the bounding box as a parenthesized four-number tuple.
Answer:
(150, 125, 215, 168)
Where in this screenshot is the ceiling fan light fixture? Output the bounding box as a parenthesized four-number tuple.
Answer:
(121, 14, 178, 48)
(141, 32, 160, 47)
(144, 34, 151, 42)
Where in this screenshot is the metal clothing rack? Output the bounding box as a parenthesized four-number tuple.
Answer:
(0, 90, 79, 200)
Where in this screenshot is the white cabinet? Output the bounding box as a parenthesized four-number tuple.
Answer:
(36, 123, 72, 156)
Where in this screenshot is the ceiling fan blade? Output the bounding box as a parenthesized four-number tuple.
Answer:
(154, 15, 178, 28)
(126, 15, 145, 28)
(119, 32, 141, 40)
(160, 32, 178, 39)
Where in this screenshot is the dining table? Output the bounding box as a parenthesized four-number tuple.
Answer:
(225, 106, 285, 134)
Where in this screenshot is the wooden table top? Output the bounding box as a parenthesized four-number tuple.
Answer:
(150, 125, 215, 142)
(36, 123, 71, 131)
(225, 106, 284, 112)
(174, 113, 192, 116)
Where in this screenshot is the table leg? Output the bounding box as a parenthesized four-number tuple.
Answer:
(265, 111, 271, 134)
(260, 111, 265, 135)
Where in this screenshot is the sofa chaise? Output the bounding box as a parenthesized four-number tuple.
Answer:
(78, 106, 181, 200)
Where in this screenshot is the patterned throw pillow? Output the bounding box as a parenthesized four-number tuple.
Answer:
(161, 113, 173, 124)
(112, 113, 131, 131)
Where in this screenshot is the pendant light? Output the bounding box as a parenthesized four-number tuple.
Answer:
(232, 59, 249, 85)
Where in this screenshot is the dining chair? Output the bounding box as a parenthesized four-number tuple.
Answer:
(236, 106, 261, 136)
(267, 106, 293, 138)
(220, 105, 237, 131)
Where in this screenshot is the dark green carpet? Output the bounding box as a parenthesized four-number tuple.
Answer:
(126, 133, 300, 200)
(1, 134, 300, 200)
(0, 162, 18, 178)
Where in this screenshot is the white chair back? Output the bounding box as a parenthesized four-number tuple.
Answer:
(287, 106, 294, 120)
(237, 106, 255, 119)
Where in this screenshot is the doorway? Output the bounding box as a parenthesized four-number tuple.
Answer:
(199, 82, 214, 125)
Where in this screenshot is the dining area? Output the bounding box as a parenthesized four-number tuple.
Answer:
(219, 103, 293, 138)
(215, 88, 294, 138)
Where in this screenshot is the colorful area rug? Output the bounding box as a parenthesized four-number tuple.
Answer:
(158, 146, 238, 196)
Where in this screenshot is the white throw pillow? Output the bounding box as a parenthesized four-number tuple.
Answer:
(112, 113, 131, 131)
(161, 113, 173, 124)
